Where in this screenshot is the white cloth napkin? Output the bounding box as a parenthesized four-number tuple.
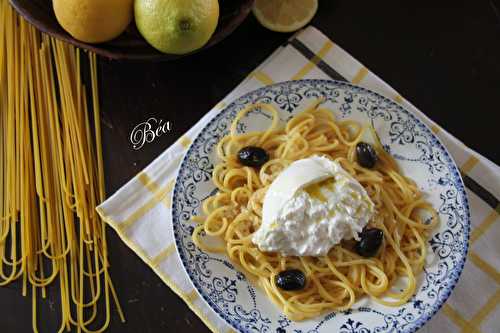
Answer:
(97, 26, 500, 333)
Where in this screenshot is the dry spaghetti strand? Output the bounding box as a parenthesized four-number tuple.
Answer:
(0, 2, 123, 332)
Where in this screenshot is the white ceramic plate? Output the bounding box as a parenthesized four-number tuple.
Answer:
(172, 80, 470, 333)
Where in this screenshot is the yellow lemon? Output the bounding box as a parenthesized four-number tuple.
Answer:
(253, 0, 318, 33)
(135, 0, 219, 55)
(53, 0, 133, 43)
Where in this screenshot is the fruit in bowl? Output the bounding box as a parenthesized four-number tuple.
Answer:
(53, 0, 220, 55)
(135, 0, 219, 55)
(53, 0, 134, 44)
(46, 0, 320, 58)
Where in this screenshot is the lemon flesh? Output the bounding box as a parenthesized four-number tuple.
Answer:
(253, 0, 318, 33)
(53, 0, 133, 44)
(135, 0, 219, 55)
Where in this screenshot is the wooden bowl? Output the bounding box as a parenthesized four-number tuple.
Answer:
(9, 0, 254, 61)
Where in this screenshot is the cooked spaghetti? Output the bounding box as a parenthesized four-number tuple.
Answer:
(192, 101, 438, 321)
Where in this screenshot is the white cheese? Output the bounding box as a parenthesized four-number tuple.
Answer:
(252, 156, 375, 257)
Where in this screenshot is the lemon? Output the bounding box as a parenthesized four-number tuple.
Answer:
(135, 0, 219, 55)
(53, 0, 133, 43)
(253, 0, 318, 33)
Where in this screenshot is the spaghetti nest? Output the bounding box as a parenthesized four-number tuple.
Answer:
(192, 101, 438, 321)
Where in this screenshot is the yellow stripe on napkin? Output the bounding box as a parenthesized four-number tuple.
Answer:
(461, 156, 479, 174)
(394, 95, 404, 104)
(117, 179, 174, 232)
(151, 244, 176, 267)
(185, 290, 200, 303)
(470, 209, 499, 243)
(430, 124, 441, 134)
(465, 289, 500, 332)
(250, 70, 275, 85)
(179, 136, 192, 149)
(292, 40, 334, 80)
(441, 304, 480, 333)
(351, 67, 369, 84)
(469, 251, 500, 283)
(215, 101, 227, 110)
(138, 173, 173, 208)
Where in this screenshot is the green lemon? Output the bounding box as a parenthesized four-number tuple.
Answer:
(135, 0, 219, 55)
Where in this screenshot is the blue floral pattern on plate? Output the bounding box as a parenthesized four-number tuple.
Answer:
(171, 80, 470, 333)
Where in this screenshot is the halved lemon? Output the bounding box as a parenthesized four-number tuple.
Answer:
(253, 0, 318, 33)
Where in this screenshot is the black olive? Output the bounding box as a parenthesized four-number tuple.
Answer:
(275, 269, 306, 291)
(355, 228, 384, 257)
(237, 146, 269, 168)
(356, 142, 378, 169)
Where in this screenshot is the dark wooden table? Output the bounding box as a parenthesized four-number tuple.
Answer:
(2, 1, 500, 332)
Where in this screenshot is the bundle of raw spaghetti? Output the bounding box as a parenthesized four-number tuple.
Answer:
(0, 1, 123, 332)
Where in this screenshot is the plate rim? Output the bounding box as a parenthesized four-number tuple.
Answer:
(171, 79, 471, 333)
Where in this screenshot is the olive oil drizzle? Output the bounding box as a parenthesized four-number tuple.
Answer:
(304, 178, 335, 202)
